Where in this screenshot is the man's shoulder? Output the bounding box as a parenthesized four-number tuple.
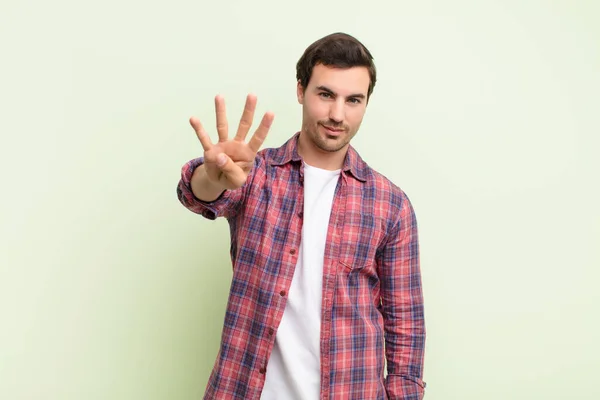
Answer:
(257, 145, 282, 160)
(359, 163, 416, 221)
(347, 146, 405, 196)
(255, 134, 299, 166)
(361, 161, 408, 198)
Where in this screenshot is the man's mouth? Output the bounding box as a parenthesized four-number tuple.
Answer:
(320, 124, 345, 135)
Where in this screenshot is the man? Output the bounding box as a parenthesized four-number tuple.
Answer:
(177, 32, 426, 400)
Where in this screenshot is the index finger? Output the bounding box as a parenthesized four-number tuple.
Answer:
(248, 111, 274, 154)
(190, 117, 213, 151)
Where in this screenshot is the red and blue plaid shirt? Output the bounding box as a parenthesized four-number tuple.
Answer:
(177, 133, 426, 399)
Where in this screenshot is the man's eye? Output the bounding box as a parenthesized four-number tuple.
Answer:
(348, 98, 361, 104)
(319, 92, 332, 98)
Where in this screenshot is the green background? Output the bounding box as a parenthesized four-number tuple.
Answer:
(1, 0, 598, 399)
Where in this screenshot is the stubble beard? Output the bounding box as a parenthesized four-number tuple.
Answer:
(305, 121, 353, 153)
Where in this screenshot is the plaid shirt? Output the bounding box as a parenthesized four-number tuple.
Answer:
(177, 133, 426, 399)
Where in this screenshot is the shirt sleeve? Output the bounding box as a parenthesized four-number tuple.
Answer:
(378, 193, 426, 400)
(176, 157, 245, 220)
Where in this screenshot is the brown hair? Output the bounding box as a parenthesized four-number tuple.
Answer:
(296, 32, 377, 99)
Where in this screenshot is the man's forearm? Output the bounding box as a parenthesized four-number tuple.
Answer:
(385, 373, 425, 400)
(191, 164, 226, 202)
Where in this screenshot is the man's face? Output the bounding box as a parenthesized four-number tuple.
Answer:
(297, 63, 370, 155)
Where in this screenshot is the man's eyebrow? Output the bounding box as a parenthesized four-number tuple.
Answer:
(316, 85, 366, 99)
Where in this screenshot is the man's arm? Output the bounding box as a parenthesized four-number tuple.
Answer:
(378, 193, 426, 400)
(191, 162, 229, 202)
(177, 156, 245, 220)
(176, 94, 274, 219)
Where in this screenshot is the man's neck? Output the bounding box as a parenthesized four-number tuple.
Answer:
(297, 132, 348, 171)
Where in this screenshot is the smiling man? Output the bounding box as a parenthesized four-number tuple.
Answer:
(177, 32, 426, 400)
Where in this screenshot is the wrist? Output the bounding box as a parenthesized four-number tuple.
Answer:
(191, 164, 226, 201)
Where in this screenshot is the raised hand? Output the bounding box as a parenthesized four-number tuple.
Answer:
(190, 94, 274, 190)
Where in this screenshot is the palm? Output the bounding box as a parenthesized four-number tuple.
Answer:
(203, 140, 255, 189)
(190, 94, 274, 190)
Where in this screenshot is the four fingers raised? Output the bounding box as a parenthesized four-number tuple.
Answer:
(191, 94, 274, 155)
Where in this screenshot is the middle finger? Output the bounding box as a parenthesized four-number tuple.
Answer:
(215, 95, 228, 142)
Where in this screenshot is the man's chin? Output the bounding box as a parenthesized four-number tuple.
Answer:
(316, 138, 348, 153)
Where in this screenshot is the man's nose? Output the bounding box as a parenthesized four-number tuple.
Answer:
(329, 100, 345, 124)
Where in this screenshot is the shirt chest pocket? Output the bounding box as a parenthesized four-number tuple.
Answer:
(337, 230, 382, 297)
(337, 213, 382, 273)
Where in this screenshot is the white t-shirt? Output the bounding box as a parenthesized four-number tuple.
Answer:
(260, 163, 341, 400)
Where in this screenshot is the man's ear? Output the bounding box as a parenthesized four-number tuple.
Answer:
(297, 81, 305, 104)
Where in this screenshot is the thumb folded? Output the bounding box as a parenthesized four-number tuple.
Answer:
(216, 153, 245, 187)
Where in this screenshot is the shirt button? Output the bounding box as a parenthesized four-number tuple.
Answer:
(259, 367, 266, 374)
(290, 249, 296, 255)
(268, 328, 274, 336)
(280, 290, 287, 297)
(297, 211, 303, 218)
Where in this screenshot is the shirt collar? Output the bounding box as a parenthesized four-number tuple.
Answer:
(267, 132, 368, 182)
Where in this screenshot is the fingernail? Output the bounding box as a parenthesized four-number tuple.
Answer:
(217, 154, 226, 166)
